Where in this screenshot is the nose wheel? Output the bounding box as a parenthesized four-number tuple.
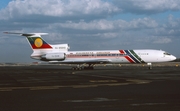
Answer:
(147, 63, 152, 69)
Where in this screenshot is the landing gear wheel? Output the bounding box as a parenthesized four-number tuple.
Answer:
(147, 63, 152, 70)
(78, 67, 82, 70)
(71, 64, 94, 70)
(72, 67, 84, 70)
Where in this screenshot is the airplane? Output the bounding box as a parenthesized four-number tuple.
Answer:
(4, 32, 176, 70)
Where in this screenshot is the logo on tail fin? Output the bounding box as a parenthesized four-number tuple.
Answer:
(35, 38, 43, 48)
(27, 37, 52, 49)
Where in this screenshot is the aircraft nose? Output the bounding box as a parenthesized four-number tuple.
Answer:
(171, 55, 176, 61)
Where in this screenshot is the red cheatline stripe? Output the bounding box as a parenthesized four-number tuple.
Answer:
(124, 56, 135, 63)
(119, 50, 125, 54)
(31, 44, 52, 49)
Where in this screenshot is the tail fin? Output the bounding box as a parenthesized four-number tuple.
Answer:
(26, 35, 52, 49)
(4, 32, 52, 50)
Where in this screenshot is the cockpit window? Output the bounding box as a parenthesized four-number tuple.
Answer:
(164, 52, 171, 55)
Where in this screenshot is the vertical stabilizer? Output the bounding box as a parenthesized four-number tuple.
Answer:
(26, 35, 52, 50)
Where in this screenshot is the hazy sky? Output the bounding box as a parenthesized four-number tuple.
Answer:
(0, 0, 180, 63)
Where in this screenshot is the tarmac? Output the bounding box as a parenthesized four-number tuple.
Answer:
(0, 63, 180, 111)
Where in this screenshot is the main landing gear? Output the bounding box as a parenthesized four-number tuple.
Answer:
(71, 64, 94, 70)
(84, 64, 94, 70)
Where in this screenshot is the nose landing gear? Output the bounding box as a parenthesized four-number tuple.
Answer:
(147, 63, 152, 69)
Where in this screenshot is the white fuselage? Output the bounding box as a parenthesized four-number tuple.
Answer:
(31, 49, 176, 64)
(65, 50, 175, 63)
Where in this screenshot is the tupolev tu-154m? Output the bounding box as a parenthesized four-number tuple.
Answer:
(4, 32, 176, 70)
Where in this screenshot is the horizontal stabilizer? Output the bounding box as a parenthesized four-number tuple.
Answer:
(4, 32, 48, 37)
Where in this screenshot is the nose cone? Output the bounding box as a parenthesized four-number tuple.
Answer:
(171, 55, 176, 61)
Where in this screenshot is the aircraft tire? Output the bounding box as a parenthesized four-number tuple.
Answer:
(78, 67, 81, 70)
(75, 67, 79, 70)
(72, 67, 84, 70)
(72, 67, 75, 70)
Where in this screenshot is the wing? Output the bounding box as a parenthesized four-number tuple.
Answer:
(49, 59, 112, 64)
